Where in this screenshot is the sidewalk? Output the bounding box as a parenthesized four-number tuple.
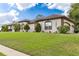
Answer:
(0, 44, 29, 56)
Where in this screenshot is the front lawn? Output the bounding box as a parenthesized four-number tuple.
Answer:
(0, 32, 79, 56)
(0, 52, 5, 56)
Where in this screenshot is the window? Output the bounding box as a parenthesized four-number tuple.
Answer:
(45, 21, 52, 30)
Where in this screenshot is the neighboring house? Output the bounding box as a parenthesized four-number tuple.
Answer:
(6, 14, 74, 33)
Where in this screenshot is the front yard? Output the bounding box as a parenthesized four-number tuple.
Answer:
(0, 52, 5, 56)
(0, 32, 79, 56)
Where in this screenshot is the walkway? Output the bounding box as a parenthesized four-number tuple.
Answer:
(0, 44, 29, 56)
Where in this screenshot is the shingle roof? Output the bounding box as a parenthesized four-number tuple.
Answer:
(12, 14, 74, 24)
(35, 14, 74, 23)
(46, 14, 64, 19)
(18, 19, 30, 23)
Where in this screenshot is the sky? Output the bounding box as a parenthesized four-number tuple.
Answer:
(0, 3, 71, 25)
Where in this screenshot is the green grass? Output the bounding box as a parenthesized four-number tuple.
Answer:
(0, 52, 5, 56)
(0, 32, 79, 55)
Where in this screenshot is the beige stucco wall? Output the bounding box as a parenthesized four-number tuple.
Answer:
(38, 19, 61, 33)
(52, 19, 61, 32)
(12, 25, 15, 32)
(18, 22, 35, 32)
(28, 24, 35, 32)
(38, 21, 45, 31)
(8, 26, 11, 29)
(64, 19, 74, 33)
(37, 19, 74, 33)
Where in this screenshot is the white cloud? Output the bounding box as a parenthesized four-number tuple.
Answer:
(15, 3, 37, 11)
(8, 3, 37, 11)
(0, 9, 19, 24)
(45, 3, 57, 9)
(45, 3, 53, 7)
(8, 3, 15, 7)
(2, 20, 10, 24)
(15, 3, 24, 10)
(9, 10, 19, 21)
(12, 17, 19, 21)
(0, 13, 8, 16)
(45, 3, 72, 16)
(9, 9, 19, 16)
(0, 15, 14, 24)
(0, 9, 19, 16)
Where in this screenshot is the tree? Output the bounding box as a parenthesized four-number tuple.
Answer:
(13, 23, 20, 32)
(35, 14, 45, 20)
(69, 3, 79, 22)
(1, 24, 8, 32)
(24, 24, 30, 32)
(35, 23, 41, 32)
(69, 3, 79, 33)
(57, 25, 70, 33)
(74, 23, 79, 33)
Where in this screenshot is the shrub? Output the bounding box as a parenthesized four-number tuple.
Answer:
(1, 24, 8, 32)
(24, 24, 30, 32)
(49, 31, 52, 33)
(35, 23, 41, 32)
(13, 23, 20, 32)
(42, 31, 44, 32)
(57, 25, 70, 33)
(74, 24, 79, 33)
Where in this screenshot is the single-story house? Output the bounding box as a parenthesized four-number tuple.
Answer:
(6, 14, 74, 33)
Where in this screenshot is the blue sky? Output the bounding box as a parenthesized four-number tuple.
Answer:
(0, 3, 71, 25)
